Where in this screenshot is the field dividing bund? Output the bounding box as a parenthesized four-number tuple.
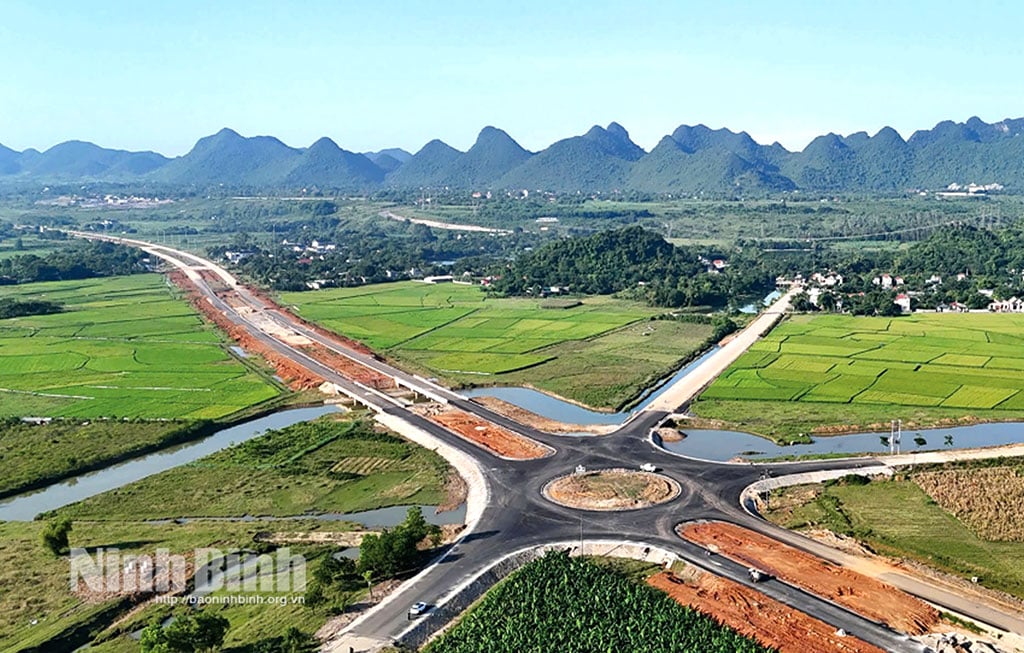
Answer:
(281, 281, 715, 409)
(694, 313, 1024, 439)
(0, 274, 279, 419)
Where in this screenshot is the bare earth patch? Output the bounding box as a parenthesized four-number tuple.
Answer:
(413, 403, 553, 460)
(648, 569, 887, 653)
(471, 395, 617, 434)
(680, 522, 939, 635)
(544, 469, 681, 511)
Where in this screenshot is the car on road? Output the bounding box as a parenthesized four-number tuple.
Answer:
(408, 601, 429, 618)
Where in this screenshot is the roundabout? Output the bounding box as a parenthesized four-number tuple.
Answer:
(543, 467, 682, 511)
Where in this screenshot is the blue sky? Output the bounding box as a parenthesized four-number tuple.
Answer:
(1, 0, 1021, 156)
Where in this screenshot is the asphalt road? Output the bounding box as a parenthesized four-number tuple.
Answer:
(73, 233, 1017, 653)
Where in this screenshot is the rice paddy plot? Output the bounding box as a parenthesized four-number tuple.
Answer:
(282, 282, 662, 376)
(0, 274, 279, 419)
(698, 312, 1024, 422)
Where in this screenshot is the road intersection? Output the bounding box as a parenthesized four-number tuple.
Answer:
(73, 233, 1023, 652)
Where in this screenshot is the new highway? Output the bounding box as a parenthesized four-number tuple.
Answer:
(72, 232, 1023, 653)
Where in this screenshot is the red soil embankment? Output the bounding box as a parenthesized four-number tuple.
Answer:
(680, 522, 939, 635)
(415, 404, 551, 460)
(648, 571, 887, 653)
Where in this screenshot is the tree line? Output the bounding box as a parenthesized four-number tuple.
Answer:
(0, 240, 148, 285)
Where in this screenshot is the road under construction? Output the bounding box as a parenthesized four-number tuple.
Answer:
(72, 232, 1024, 653)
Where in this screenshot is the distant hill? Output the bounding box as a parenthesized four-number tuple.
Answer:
(628, 127, 795, 194)
(497, 123, 642, 191)
(4, 116, 1024, 193)
(384, 139, 463, 187)
(151, 128, 301, 186)
(0, 144, 21, 175)
(365, 152, 404, 173)
(282, 137, 384, 189)
(444, 126, 533, 188)
(382, 127, 531, 188)
(11, 140, 169, 179)
(367, 148, 412, 164)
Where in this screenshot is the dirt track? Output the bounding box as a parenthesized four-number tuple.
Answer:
(648, 570, 886, 653)
(644, 286, 798, 412)
(414, 404, 552, 460)
(681, 522, 939, 635)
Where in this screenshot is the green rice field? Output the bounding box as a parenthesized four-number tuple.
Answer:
(280, 282, 711, 408)
(695, 313, 1024, 439)
(0, 274, 280, 419)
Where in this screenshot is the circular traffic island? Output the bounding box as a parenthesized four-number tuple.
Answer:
(543, 468, 681, 511)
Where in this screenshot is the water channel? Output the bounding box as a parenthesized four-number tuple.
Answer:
(463, 346, 722, 425)
(0, 406, 342, 521)
(660, 422, 1024, 462)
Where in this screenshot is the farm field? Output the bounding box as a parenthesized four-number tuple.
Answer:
(0, 274, 280, 419)
(423, 551, 770, 653)
(694, 313, 1024, 441)
(59, 414, 452, 520)
(765, 464, 1024, 600)
(0, 518, 356, 653)
(0, 419, 211, 498)
(5, 415, 454, 652)
(281, 282, 713, 408)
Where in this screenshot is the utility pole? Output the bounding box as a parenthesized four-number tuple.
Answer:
(890, 419, 902, 454)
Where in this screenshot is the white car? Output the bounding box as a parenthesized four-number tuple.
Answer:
(408, 601, 429, 617)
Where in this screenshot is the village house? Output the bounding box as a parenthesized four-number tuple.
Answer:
(894, 293, 912, 314)
(810, 271, 843, 287)
(872, 273, 904, 289)
(989, 297, 1024, 313)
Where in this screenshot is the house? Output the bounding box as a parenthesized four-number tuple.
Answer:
(872, 273, 904, 288)
(421, 275, 454, 284)
(949, 301, 970, 313)
(989, 297, 1024, 313)
(926, 275, 942, 285)
(894, 293, 912, 314)
(810, 271, 843, 287)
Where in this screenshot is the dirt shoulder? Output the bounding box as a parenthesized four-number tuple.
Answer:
(648, 569, 886, 653)
(681, 521, 939, 636)
(412, 403, 553, 460)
